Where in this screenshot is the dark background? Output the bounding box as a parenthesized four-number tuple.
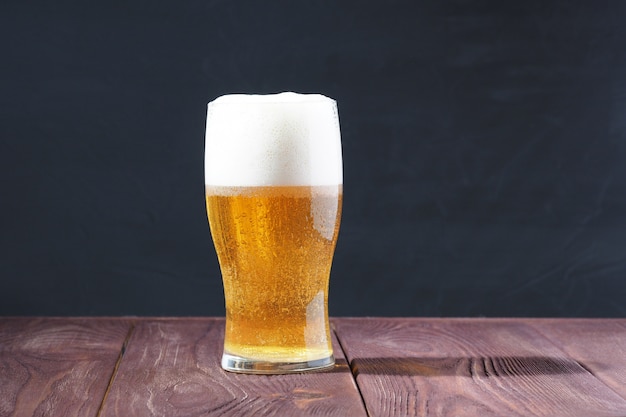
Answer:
(2, 1, 626, 317)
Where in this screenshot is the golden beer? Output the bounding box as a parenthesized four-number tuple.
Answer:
(206, 185, 342, 364)
(205, 92, 342, 373)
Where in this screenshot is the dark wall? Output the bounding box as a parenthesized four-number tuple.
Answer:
(2, 1, 626, 317)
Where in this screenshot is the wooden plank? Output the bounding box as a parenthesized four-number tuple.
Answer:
(333, 318, 626, 417)
(529, 319, 626, 401)
(0, 317, 131, 417)
(100, 318, 367, 417)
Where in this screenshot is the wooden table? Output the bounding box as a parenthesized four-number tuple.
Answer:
(2, 318, 626, 416)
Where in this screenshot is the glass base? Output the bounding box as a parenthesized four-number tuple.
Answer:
(221, 353, 335, 374)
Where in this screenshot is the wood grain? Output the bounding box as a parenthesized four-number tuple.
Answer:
(529, 319, 626, 401)
(100, 318, 367, 417)
(0, 317, 131, 417)
(333, 318, 626, 417)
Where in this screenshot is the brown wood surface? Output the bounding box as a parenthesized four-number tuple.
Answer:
(100, 318, 367, 417)
(333, 318, 626, 417)
(3, 317, 626, 417)
(0, 317, 131, 417)
(529, 319, 626, 401)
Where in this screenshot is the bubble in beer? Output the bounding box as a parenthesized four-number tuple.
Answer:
(205, 92, 343, 187)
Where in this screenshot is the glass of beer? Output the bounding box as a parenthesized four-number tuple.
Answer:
(204, 92, 343, 374)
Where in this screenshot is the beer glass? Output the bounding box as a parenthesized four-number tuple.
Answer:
(204, 92, 343, 373)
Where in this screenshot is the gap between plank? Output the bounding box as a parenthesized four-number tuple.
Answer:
(96, 320, 136, 417)
(331, 322, 371, 417)
(530, 321, 626, 405)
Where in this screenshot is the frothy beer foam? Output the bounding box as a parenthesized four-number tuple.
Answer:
(205, 92, 342, 186)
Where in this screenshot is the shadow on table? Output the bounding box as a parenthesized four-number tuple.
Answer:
(350, 356, 592, 377)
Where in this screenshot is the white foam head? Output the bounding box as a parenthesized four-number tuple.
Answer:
(205, 92, 342, 186)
